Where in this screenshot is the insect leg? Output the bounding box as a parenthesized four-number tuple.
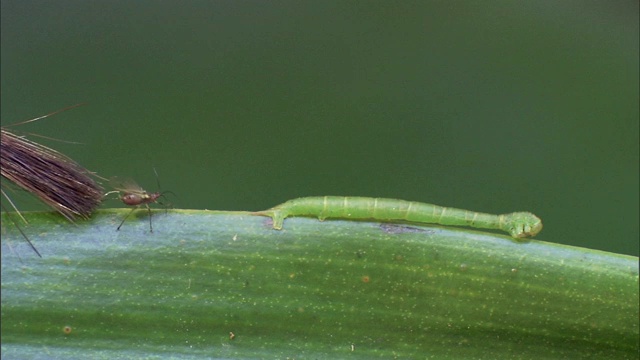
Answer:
(117, 206, 139, 231)
(146, 204, 153, 233)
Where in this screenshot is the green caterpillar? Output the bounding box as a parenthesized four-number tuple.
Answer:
(255, 196, 542, 239)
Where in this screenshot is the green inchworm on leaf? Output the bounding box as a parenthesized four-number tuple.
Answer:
(254, 196, 543, 239)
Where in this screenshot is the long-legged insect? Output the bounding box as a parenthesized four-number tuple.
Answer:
(1, 104, 103, 256)
(254, 196, 543, 239)
(106, 174, 172, 232)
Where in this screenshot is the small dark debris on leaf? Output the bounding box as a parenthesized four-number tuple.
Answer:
(379, 223, 434, 234)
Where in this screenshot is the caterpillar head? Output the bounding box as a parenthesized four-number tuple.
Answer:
(506, 212, 543, 239)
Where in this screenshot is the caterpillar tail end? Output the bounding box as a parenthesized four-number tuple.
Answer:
(253, 210, 286, 230)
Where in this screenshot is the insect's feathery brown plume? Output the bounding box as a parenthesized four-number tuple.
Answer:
(1, 128, 103, 221)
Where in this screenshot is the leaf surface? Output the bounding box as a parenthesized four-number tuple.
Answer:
(2, 209, 638, 359)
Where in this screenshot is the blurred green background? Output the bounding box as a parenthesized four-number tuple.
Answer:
(1, 1, 638, 256)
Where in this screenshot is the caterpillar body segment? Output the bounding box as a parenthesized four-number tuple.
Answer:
(255, 196, 542, 239)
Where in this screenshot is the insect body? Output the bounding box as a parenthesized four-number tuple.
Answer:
(255, 196, 543, 239)
(120, 190, 162, 207)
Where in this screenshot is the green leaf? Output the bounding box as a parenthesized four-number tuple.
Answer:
(2, 209, 638, 359)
